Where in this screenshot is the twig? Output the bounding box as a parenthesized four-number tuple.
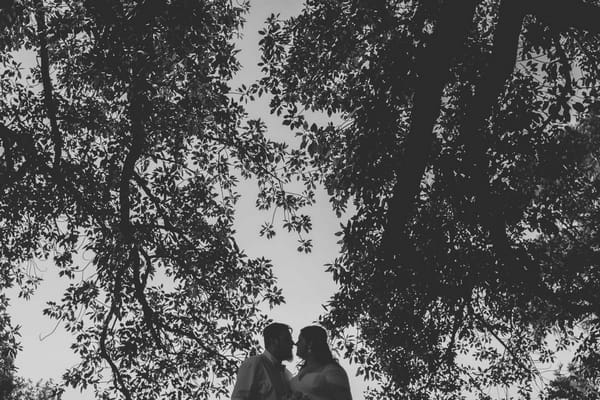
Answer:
(473, 311, 532, 374)
(39, 320, 61, 341)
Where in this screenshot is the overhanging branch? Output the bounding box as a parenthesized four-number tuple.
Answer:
(473, 311, 533, 375)
(0, 124, 111, 232)
(99, 259, 131, 400)
(34, 0, 62, 171)
(120, 53, 148, 241)
(131, 246, 164, 349)
(381, 0, 478, 262)
(456, 0, 537, 288)
(552, 32, 573, 118)
(528, 0, 600, 34)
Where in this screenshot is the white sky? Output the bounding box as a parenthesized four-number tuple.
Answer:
(6, 1, 371, 399)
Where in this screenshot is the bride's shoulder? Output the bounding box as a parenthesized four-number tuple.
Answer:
(323, 363, 349, 385)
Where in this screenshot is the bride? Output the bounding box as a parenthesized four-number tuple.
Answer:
(288, 326, 352, 400)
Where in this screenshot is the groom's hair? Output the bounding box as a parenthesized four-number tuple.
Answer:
(263, 322, 291, 347)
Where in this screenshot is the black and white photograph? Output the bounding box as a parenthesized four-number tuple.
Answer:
(1, 1, 599, 399)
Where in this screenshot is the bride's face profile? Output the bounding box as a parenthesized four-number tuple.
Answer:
(295, 334, 308, 359)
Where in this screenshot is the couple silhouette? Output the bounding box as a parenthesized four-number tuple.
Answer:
(231, 323, 352, 400)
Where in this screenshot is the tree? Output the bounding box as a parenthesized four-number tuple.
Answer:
(546, 371, 599, 400)
(1, 1, 314, 399)
(256, 0, 600, 398)
(1, 262, 20, 399)
(5, 377, 64, 400)
(545, 318, 600, 400)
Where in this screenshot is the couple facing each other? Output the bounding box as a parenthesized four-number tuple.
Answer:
(231, 323, 352, 400)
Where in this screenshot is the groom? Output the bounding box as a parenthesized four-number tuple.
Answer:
(231, 322, 294, 400)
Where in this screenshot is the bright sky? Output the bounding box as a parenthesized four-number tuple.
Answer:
(6, 1, 370, 399)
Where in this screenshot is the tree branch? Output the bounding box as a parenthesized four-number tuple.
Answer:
(0, 124, 35, 186)
(0, 124, 111, 232)
(1, 131, 15, 173)
(132, 172, 196, 247)
(444, 301, 466, 364)
(473, 311, 532, 375)
(99, 260, 131, 400)
(552, 32, 573, 119)
(120, 55, 148, 241)
(0, 123, 35, 153)
(34, 0, 62, 171)
(381, 0, 478, 261)
(456, 0, 541, 290)
(155, 318, 233, 365)
(130, 246, 164, 349)
(126, 0, 165, 31)
(137, 244, 154, 289)
(528, 0, 600, 34)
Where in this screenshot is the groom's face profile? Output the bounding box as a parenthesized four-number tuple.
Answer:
(273, 330, 294, 362)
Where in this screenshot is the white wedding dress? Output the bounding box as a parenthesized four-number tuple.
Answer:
(289, 363, 352, 400)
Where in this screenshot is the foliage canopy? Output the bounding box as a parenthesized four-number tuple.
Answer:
(1, 1, 315, 399)
(255, 0, 600, 398)
(4, 0, 600, 399)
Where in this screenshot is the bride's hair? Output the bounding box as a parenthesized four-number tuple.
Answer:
(300, 325, 336, 365)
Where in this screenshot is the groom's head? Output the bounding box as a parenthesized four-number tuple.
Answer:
(263, 322, 293, 362)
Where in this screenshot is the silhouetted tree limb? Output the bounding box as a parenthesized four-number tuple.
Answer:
(529, 0, 600, 33)
(0, 123, 34, 154)
(552, 32, 574, 117)
(382, 0, 478, 262)
(473, 310, 533, 375)
(131, 247, 164, 350)
(127, 0, 165, 31)
(0, 124, 110, 231)
(34, 0, 62, 172)
(458, 0, 531, 287)
(132, 172, 197, 248)
(120, 50, 149, 241)
(100, 259, 131, 400)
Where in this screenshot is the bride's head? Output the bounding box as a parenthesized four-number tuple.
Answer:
(296, 325, 335, 365)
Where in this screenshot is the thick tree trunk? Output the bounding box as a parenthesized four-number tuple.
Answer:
(382, 0, 478, 262)
(458, 0, 528, 284)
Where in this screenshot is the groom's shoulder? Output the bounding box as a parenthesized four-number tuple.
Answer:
(240, 353, 264, 368)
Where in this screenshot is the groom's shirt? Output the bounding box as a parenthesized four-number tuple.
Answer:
(231, 350, 291, 400)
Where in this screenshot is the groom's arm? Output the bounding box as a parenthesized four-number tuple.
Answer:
(231, 358, 258, 400)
